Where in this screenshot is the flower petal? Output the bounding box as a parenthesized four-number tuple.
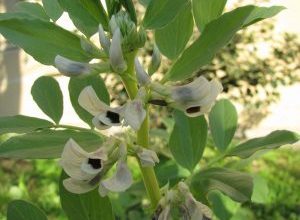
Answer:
(96, 109, 123, 126)
(99, 161, 132, 196)
(60, 139, 95, 181)
(63, 178, 96, 194)
(92, 116, 112, 130)
(54, 55, 91, 77)
(109, 28, 127, 73)
(137, 148, 159, 167)
(98, 24, 111, 54)
(123, 100, 146, 130)
(78, 86, 110, 116)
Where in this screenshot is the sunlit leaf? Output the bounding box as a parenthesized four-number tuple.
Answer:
(0, 115, 53, 135)
(31, 76, 63, 124)
(42, 0, 63, 21)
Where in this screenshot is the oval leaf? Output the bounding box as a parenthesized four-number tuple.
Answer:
(60, 172, 115, 220)
(14, 2, 50, 21)
(69, 74, 110, 128)
(155, 3, 193, 60)
(191, 168, 253, 203)
(31, 76, 63, 124)
(7, 200, 47, 220)
(58, 0, 108, 37)
(143, 0, 189, 29)
(0, 115, 53, 135)
(169, 110, 208, 171)
(42, 0, 63, 21)
(0, 129, 103, 159)
(228, 130, 300, 158)
(163, 5, 284, 81)
(120, 0, 137, 24)
(0, 14, 92, 65)
(192, 0, 227, 31)
(209, 99, 237, 152)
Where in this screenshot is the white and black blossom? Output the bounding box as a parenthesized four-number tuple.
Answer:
(60, 139, 132, 196)
(153, 182, 212, 220)
(150, 76, 223, 117)
(78, 85, 146, 131)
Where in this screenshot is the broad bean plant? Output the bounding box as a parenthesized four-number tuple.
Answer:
(0, 0, 299, 219)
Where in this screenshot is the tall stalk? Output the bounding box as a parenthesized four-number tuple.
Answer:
(121, 52, 161, 209)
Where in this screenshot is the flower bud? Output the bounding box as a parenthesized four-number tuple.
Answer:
(148, 45, 161, 75)
(134, 57, 150, 86)
(54, 55, 91, 77)
(109, 28, 127, 73)
(98, 24, 111, 54)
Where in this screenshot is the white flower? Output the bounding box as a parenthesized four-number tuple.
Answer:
(170, 76, 223, 117)
(54, 55, 91, 77)
(137, 148, 159, 167)
(135, 57, 151, 86)
(150, 76, 222, 117)
(109, 28, 127, 73)
(98, 24, 111, 54)
(153, 182, 212, 220)
(78, 85, 146, 131)
(60, 139, 132, 196)
(148, 45, 161, 75)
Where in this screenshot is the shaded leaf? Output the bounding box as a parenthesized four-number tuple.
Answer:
(0, 14, 92, 65)
(155, 3, 193, 60)
(169, 110, 208, 171)
(0, 129, 103, 159)
(42, 0, 63, 21)
(58, 0, 108, 37)
(143, 0, 189, 29)
(0, 115, 53, 135)
(69, 74, 110, 128)
(31, 76, 63, 124)
(60, 172, 115, 220)
(209, 99, 237, 152)
(191, 168, 253, 202)
(120, 0, 137, 24)
(7, 200, 47, 220)
(228, 130, 300, 158)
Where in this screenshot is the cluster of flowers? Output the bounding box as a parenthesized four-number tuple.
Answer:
(54, 11, 222, 220)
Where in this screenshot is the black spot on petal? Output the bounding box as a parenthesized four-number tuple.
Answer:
(148, 99, 168, 106)
(106, 111, 120, 123)
(88, 158, 102, 169)
(186, 106, 201, 114)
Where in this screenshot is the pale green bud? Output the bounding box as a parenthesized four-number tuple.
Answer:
(148, 45, 161, 75)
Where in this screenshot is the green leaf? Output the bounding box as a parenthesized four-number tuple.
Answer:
(42, 0, 63, 21)
(69, 74, 110, 128)
(209, 99, 237, 152)
(60, 172, 115, 220)
(31, 76, 63, 124)
(120, 0, 137, 24)
(155, 3, 193, 60)
(192, 0, 227, 31)
(58, 0, 108, 37)
(228, 130, 300, 158)
(14, 2, 50, 21)
(169, 110, 208, 171)
(0, 14, 92, 65)
(243, 6, 285, 27)
(0, 115, 53, 135)
(191, 168, 253, 202)
(7, 200, 47, 220)
(163, 5, 283, 81)
(0, 129, 103, 159)
(143, 0, 189, 29)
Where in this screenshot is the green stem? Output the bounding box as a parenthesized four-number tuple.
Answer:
(55, 124, 101, 137)
(121, 52, 161, 208)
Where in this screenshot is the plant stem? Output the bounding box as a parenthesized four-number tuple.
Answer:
(121, 52, 161, 208)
